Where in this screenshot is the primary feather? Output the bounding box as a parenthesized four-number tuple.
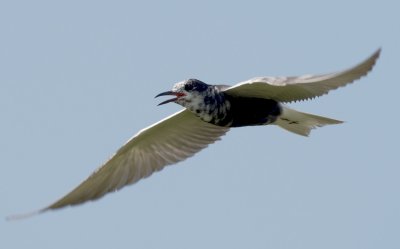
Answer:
(47, 110, 229, 209)
(224, 49, 380, 102)
(8, 110, 228, 219)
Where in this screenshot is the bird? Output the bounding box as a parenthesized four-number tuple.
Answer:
(8, 49, 380, 219)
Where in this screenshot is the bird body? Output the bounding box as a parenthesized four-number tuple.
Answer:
(157, 78, 342, 135)
(8, 49, 381, 219)
(158, 79, 283, 127)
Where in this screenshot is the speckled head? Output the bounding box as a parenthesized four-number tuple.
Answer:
(156, 79, 230, 124)
(155, 79, 211, 107)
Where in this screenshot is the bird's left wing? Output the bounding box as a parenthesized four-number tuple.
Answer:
(11, 109, 229, 218)
(223, 49, 380, 103)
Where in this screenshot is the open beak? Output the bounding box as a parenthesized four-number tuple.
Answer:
(155, 91, 186, 106)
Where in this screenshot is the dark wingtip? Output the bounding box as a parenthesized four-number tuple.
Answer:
(6, 208, 46, 221)
(373, 47, 382, 59)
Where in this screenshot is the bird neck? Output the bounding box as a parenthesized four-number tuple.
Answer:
(185, 86, 231, 126)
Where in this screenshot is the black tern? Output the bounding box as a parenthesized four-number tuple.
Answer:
(9, 49, 380, 219)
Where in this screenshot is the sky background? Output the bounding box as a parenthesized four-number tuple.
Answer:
(1, 1, 399, 248)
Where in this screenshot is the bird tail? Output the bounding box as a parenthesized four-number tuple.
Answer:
(274, 106, 343, 136)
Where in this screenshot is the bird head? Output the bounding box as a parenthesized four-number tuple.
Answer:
(156, 79, 210, 107)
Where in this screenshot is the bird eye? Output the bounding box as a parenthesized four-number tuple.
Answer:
(184, 84, 193, 91)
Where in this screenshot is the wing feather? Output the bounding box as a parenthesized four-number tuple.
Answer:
(41, 109, 229, 211)
(224, 49, 380, 102)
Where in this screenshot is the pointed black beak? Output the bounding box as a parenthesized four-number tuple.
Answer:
(155, 91, 184, 106)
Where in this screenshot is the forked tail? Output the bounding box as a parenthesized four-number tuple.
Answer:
(274, 106, 343, 136)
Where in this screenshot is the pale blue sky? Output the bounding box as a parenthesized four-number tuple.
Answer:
(1, 1, 399, 248)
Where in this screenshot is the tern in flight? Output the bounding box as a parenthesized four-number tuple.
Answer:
(9, 49, 380, 219)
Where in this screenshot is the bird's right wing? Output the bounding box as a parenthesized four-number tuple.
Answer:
(223, 49, 380, 103)
(37, 109, 229, 213)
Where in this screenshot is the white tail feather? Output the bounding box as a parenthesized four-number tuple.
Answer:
(274, 106, 343, 136)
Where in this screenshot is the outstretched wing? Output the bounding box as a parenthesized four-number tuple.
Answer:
(32, 109, 228, 214)
(223, 49, 380, 102)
